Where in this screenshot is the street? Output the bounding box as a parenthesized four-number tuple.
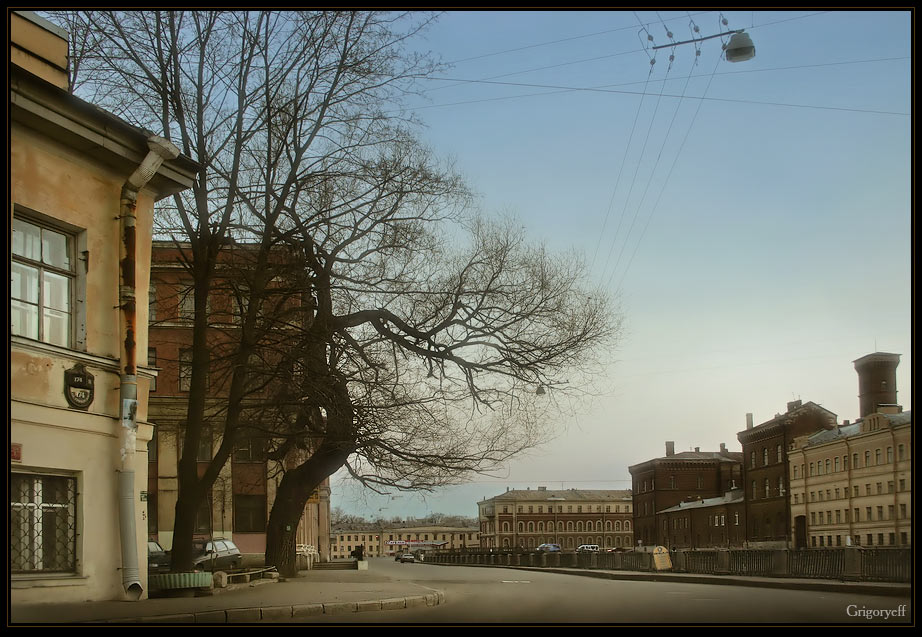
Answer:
(286, 559, 911, 624)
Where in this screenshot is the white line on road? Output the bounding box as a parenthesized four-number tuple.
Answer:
(501, 580, 532, 584)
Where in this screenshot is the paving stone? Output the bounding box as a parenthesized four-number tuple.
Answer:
(356, 600, 383, 612)
(292, 603, 324, 617)
(323, 601, 358, 615)
(194, 610, 227, 623)
(260, 606, 292, 620)
(226, 607, 261, 622)
(380, 597, 408, 610)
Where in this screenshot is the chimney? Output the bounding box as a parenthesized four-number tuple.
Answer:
(694, 447, 700, 453)
(746, 413, 753, 429)
(665, 441, 675, 457)
(720, 442, 727, 454)
(787, 399, 802, 412)
(538, 486, 546, 491)
(854, 352, 900, 417)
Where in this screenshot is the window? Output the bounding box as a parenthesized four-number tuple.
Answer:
(234, 494, 266, 532)
(149, 283, 157, 322)
(764, 478, 770, 498)
(825, 459, 831, 474)
(809, 462, 815, 477)
(886, 447, 893, 463)
(12, 217, 76, 347)
(233, 430, 266, 462)
(875, 449, 882, 465)
(148, 348, 158, 392)
(864, 451, 871, 466)
(763, 448, 768, 466)
(898, 445, 905, 461)
(179, 348, 193, 391)
(834, 457, 839, 472)
(195, 495, 213, 533)
(179, 284, 196, 320)
(11, 473, 77, 573)
(750, 451, 756, 468)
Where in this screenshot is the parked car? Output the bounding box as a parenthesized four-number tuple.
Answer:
(577, 544, 600, 553)
(536, 543, 561, 553)
(399, 553, 416, 563)
(191, 539, 242, 571)
(148, 540, 170, 573)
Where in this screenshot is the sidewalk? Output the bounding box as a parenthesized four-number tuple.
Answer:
(10, 568, 445, 624)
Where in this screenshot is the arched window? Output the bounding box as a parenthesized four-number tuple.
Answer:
(586, 521, 593, 532)
(527, 521, 534, 532)
(605, 520, 612, 531)
(502, 538, 510, 548)
(567, 521, 574, 531)
(566, 538, 574, 549)
(538, 521, 544, 532)
(576, 521, 583, 532)
(518, 522, 524, 532)
(614, 520, 622, 531)
(624, 520, 631, 531)
(558, 521, 564, 531)
(502, 522, 510, 533)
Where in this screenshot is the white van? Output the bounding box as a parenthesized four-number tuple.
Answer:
(576, 544, 600, 553)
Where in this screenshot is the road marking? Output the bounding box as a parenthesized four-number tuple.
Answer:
(501, 580, 532, 584)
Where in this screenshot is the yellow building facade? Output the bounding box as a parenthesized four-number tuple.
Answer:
(789, 408, 911, 549)
(11, 11, 197, 602)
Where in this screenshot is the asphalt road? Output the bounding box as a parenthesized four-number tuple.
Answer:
(287, 559, 912, 624)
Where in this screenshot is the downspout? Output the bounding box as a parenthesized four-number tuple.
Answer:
(118, 135, 180, 599)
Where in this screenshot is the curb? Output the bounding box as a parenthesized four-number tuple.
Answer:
(427, 562, 911, 598)
(94, 590, 446, 623)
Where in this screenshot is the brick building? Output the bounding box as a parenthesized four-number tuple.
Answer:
(657, 489, 747, 549)
(737, 401, 837, 548)
(478, 488, 634, 551)
(629, 443, 743, 548)
(146, 241, 331, 560)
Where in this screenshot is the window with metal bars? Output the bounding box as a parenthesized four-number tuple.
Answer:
(10, 473, 77, 573)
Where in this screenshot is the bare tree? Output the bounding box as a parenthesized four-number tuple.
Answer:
(51, 10, 620, 576)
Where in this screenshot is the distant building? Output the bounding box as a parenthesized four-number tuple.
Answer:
(658, 489, 747, 549)
(737, 400, 837, 548)
(331, 525, 479, 559)
(788, 353, 910, 549)
(629, 443, 743, 548)
(477, 488, 634, 551)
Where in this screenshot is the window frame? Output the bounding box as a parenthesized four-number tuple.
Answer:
(11, 213, 82, 349)
(10, 471, 78, 574)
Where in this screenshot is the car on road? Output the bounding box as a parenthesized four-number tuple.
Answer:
(148, 541, 170, 573)
(536, 543, 561, 553)
(191, 538, 242, 571)
(577, 544, 600, 553)
(399, 553, 416, 563)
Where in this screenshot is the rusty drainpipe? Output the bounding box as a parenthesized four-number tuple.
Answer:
(118, 135, 179, 599)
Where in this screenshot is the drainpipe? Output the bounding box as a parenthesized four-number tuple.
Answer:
(118, 135, 180, 599)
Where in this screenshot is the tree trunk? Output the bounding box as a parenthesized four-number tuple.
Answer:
(170, 488, 201, 571)
(264, 472, 312, 578)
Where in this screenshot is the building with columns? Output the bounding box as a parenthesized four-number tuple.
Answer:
(478, 488, 634, 551)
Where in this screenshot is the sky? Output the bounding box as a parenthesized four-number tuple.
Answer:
(331, 10, 912, 521)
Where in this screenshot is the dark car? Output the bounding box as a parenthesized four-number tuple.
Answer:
(191, 539, 242, 571)
(148, 541, 170, 573)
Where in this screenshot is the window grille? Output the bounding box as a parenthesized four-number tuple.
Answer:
(11, 473, 77, 573)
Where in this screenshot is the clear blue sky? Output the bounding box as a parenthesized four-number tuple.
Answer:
(333, 10, 911, 520)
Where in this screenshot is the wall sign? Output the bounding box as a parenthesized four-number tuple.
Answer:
(64, 364, 94, 410)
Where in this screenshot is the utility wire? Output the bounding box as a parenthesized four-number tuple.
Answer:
(420, 76, 909, 117)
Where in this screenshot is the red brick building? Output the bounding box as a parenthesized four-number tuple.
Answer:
(737, 400, 836, 548)
(146, 241, 331, 558)
(657, 489, 747, 549)
(629, 442, 743, 548)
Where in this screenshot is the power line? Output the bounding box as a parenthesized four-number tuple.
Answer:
(420, 76, 910, 117)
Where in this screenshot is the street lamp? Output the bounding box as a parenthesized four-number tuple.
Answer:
(652, 28, 755, 63)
